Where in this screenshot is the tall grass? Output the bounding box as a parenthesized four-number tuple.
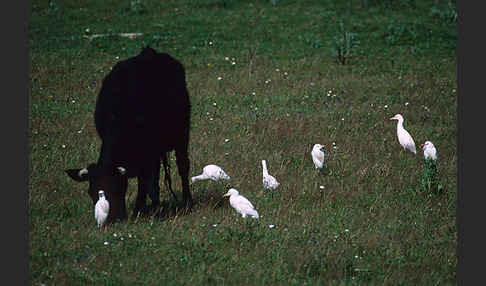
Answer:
(29, 0, 456, 284)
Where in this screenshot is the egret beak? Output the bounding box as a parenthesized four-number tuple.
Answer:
(389, 117, 395, 120)
(223, 193, 230, 197)
(420, 144, 424, 147)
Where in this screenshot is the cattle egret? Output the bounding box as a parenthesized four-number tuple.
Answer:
(95, 190, 109, 232)
(223, 188, 259, 219)
(262, 160, 280, 190)
(421, 141, 437, 161)
(191, 164, 230, 183)
(311, 144, 326, 170)
(389, 114, 416, 154)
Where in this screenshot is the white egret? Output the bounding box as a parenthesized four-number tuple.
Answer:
(191, 164, 230, 183)
(262, 160, 280, 190)
(311, 144, 326, 170)
(95, 190, 109, 232)
(421, 141, 437, 161)
(223, 188, 259, 219)
(389, 114, 416, 154)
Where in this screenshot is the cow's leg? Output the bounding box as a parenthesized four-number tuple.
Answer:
(175, 147, 193, 209)
(132, 160, 160, 219)
(132, 177, 148, 219)
(105, 175, 128, 222)
(146, 159, 161, 208)
(161, 153, 178, 202)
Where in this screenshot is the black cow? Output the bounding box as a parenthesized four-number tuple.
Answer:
(66, 46, 193, 222)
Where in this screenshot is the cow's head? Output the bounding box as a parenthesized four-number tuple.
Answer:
(65, 163, 129, 222)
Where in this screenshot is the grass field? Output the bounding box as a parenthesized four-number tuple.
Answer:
(29, 0, 457, 284)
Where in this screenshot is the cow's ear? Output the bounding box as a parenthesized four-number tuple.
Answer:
(65, 168, 89, 182)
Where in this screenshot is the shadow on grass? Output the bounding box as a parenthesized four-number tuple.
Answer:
(320, 165, 331, 176)
(130, 186, 229, 221)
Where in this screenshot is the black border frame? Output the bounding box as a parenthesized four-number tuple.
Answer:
(456, 1, 479, 285)
(8, 0, 29, 284)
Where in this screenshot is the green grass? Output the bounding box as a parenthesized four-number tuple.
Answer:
(29, 0, 456, 284)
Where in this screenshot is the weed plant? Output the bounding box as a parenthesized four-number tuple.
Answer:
(422, 159, 442, 194)
(331, 22, 360, 65)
